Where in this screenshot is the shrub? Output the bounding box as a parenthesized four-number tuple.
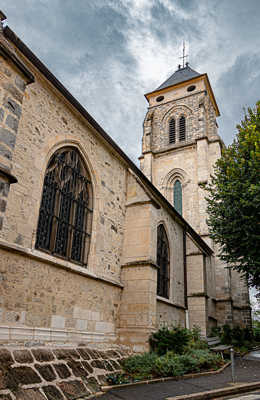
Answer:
(209, 326, 222, 337)
(177, 353, 200, 373)
(185, 349, 222, 371)
(153, 349, 222, 377)
(190, 325, 201, 342)
(122, 352, 157, 377)
(153, 353, 186, 377)
(253, 321, 260, 342)
(217, 324, 254, 347)
(187, 326, 209, 351)
(149, 326, 190, 356)
(221, 324, 232, 344)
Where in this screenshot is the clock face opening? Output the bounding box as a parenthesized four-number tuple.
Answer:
(156, 95, 164, 102)
(187, 85, 196, 92)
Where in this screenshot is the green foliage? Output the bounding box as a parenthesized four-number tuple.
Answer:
(153, 353, 186, 377)
(184, 349, 222, 371)
(122, 352, 157, 377)
(215, 324, 254, 347)
(252, 319, 260, 342)
(149, 326, 190, 356)
(118, 327, 223, 383)
(209, 326, 222, 337)
(203, 101, 260, 288)
(187, 326, 209, 350)
(152, 349, 222, 377)
(106, 373, 130, 385)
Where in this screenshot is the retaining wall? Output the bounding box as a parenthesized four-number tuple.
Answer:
(0, 345, 130, 399)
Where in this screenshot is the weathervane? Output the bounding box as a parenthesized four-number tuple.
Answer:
(179, 40, 188, 68)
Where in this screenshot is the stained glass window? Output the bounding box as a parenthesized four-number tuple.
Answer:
(174, 180, 182, 215)
(36, 148, 92, 266)
(157, 224, 170, 298)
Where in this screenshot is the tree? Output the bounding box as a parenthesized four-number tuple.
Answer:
(204, 101, 260, 288)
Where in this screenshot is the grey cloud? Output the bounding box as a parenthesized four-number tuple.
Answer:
(149, 1, 201, 44)
(216, 52, 260, 144)
(0, 0, 260, 162)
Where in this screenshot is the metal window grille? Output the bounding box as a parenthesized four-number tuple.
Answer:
(179, 116, 186, 141)
(169, 118, 176, 144)
(174, 180, 182, 216)
(157, 224, 170, 298)
(35, 148, 93, 266)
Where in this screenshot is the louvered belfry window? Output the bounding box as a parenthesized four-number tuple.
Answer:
(179, 116, 186, 141)
(169, 118, 176, 144)
(157, 224, 170, 299)
(35, 148, 93, 266)
(174, 180, 182, 216)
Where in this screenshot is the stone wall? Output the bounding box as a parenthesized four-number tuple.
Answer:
(0, 345, 129, 399)
(0, 31, 195, 352)
(140, 70, 251, 330)
(0, 245, 121, 344)
(0, 34, 33, 232)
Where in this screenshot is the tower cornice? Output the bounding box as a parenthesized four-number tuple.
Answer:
(145, 74, 220, 117)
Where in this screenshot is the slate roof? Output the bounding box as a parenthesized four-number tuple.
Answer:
(156, 64, 201, 91)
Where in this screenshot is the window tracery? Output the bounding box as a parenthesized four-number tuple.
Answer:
(35, 147, 93, 266)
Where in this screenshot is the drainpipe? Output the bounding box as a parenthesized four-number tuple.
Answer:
(183, 230, 189, 328)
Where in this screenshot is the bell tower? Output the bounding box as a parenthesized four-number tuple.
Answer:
(139, 62, 251, 327)
(140, 62, 222, 235)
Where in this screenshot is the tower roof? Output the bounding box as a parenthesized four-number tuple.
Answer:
(156, 64, 201, 91)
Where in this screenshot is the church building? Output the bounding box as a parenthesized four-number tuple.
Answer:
(0, 12, 251, 352)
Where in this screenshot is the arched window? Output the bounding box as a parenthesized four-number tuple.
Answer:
(179, 116, 186, 141)
(36, 148, 93, 266)
(157, 224, 170, 299)
(169, 118, 176, 144)
(174, 180, 182, 215)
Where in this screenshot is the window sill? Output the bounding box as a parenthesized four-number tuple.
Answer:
(157, 296, 186, 310)
(0, 238, 124, 288)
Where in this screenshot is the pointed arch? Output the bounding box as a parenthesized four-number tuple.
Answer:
(35, 147, 93, 266)
(157, 224, 170, 298)
(169, 118, 176, 143)
(174, 180, 182, 215)
(179, 116, 186, 141)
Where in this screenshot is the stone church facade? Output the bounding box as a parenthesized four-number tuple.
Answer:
(0, 13, 251, 352)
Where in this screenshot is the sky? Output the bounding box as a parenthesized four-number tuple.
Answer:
(1, 0, 260, 164)
(0, 1, 259, 302)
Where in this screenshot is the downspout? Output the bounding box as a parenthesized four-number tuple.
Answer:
(183, 229, 189, 328)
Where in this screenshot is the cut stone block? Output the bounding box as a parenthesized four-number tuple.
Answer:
(9, 366, 42, 385)
(67, 360, 88, 378)
(31, 349, 54, 362)
(0, 349, 13, 364)
(42, 385, 64, 400)
(16, 388, 46, 400)
(35, 364, 56, 381)
(58, 380, 90, 399)
(53, 363, 71, 379)
(13, 350, 33, 364)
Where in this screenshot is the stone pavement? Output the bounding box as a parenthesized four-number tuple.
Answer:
(92, 355, 260, 400)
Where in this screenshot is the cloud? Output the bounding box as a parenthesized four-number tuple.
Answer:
(1, 0, 260, 161)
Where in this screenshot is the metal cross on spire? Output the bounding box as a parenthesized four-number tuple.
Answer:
(179, 40, 188, 68)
